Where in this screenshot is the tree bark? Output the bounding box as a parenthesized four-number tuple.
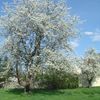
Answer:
(87, 78, 93, 88)
(24, 79, 31, 93)
(15, 61, 21, 85)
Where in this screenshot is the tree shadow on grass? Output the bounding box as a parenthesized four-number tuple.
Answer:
(6, 88, 65, 96)
(6, 88, 24, 95)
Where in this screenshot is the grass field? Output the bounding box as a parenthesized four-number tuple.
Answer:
(0, 87, 100, 100)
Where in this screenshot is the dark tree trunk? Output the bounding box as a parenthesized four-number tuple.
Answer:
(32, 33, 43, 57)
(15, 61, 21, 85)
(24, 81, 31, 93)
(24, 76, 33, 93)
(87, 78, 93, 88)
(23, 32, 43, 93)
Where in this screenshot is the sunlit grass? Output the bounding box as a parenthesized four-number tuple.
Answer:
(0, 87, 100, 100)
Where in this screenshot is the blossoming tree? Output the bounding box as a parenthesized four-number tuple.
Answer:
(0, 0, 79, 92)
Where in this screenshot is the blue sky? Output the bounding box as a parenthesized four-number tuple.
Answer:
(0, 0, 100, 56)
(68, 0, 100, 56)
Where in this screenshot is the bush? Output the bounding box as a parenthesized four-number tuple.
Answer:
(0, 78, 5, 88)
(0, 77, 6, 82)
(40, 67, 79, 89)
(65, 73, 79, 89)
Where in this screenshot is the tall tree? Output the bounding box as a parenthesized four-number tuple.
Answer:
(0, 0, 79, 92)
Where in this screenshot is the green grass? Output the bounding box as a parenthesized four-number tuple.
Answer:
(0, 87, 100, 100)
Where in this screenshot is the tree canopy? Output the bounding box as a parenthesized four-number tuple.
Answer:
(0, 0, 79, 92)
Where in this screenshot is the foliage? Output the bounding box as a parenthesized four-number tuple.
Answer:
(0, 55, 11, 82)
(80, 48, 100, 88)
(40, 66, 79, 89)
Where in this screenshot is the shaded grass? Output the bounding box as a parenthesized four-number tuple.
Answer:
(0, 87, 100, 100)
(7, 88, 65, 95)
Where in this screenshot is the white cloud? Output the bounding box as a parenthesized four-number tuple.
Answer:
(84, 32, 94, 35)
(92, 34, 100, 42)
(70, 39, 79, 48)
(84, 31, 100, 42)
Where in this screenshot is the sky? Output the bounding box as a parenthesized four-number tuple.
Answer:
(68, 0, 100, 56)
(0, 0, 100, 56)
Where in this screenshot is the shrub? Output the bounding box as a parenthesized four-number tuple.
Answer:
(65, 73, 79, 89)
(0, 77, 6, 82)
(40, 67, 79, 89)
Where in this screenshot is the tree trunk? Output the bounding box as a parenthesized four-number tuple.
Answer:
(24, 80, 31, 93)
(24, 75, 33, 93)
(24, 32, 43, 93)
(87, 79, 93, 88)
(15, 62, 21, 85)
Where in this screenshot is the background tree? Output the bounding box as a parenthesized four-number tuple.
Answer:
(80, 48, 100, 88)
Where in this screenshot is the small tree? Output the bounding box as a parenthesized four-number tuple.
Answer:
(81, 48, 100, 88)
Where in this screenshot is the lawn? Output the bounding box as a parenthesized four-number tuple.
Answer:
(0, 87, 100, 100)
